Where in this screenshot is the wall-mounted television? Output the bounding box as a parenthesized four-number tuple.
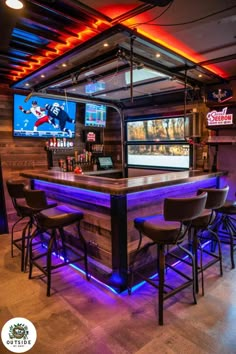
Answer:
(13, 94, 76, 138)
(127, 116, 189, 142)
(127, 144, 190, 169)
(84, 103, 107, 128)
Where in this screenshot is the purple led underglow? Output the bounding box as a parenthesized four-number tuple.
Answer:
(33, 179, 111, 207)
(44, 240, 211, 295)
(129, 254, 189, 294)
(130, 240, 212, 294)
(69, 263, 119, 295)
(49, 249, 119, 295)
(128, 177, 218, 210)
(129, 177, 218, 199)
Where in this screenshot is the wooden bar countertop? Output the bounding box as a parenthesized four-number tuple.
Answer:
(20, 169, 226, 195)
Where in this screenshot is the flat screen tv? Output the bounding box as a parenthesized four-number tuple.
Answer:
(97, 156, 113, 170)
(13, 94, 76, 138)
(127, 144, 190, 169)
(127, 116, 189, 142)
(84, 103, 107, 128)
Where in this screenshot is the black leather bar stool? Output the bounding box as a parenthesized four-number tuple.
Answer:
(216, 200, 236, 268)
(6, 179, 32, 271)
(129, 192, 207, 325)
(191, 186, 229, 295)
(6, 179, 57, 272)
(24, 188, 89, 296)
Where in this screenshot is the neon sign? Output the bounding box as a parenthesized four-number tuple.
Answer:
(208, 89, 233, 103)
(207, 107, 233, 126)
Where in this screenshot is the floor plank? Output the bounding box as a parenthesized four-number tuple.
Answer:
(0, 232, 236, 354)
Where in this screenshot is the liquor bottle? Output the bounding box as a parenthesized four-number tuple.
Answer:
(203, 156, 209, 172)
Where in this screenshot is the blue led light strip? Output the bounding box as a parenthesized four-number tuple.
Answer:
(44, 239, 212, 295)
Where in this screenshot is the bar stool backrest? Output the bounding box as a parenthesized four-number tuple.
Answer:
(197, 186, 229, 210)
(6, 179, 27, 216)
(23, 187, 49, 211)
(164, 192, 208, 222)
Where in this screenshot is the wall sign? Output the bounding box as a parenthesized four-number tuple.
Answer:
(207, 107, 233, 126)
(207, 88, 233, 103)
(86, 131, 96, 142)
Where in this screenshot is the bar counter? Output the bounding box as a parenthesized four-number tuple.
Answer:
(20, 168, 225, 195)
(20, 169, 226, 292)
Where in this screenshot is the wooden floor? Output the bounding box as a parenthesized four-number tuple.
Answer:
(1, 231, 236, 354)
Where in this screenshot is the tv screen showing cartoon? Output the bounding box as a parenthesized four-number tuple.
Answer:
(84, 103, 107, 128)
(13, 94, 76, 138)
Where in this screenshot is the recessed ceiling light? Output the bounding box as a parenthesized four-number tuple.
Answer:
(198, 74, 203, 78)
(156, 53, 161, 58)
(41, 74, 45, 78)
(5, 0, 23, 10)
(62, 63, 67, 67)
(103, 43, 109, 47)
(25, 83, 29, 86)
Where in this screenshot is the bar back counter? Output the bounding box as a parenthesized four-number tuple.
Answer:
(20, 169, 226, 292)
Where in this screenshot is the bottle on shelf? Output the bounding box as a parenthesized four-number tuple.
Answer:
(92, 157, 97, 171)
(203, 156, 209, 172)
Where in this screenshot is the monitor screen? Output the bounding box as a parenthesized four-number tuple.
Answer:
(13, 94, 76, 138)
(97, 156, 113, 170)
(85, 82, 105, 94)
(84, 103, 107, 128)
(127, 117, 189, 142)
(127, 144, 190, 169)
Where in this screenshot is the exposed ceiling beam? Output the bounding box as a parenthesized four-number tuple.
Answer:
(198, 53, 236, 66)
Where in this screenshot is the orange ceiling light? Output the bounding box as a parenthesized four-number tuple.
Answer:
(98, 5, 136, 19)
(97, 4, 229, 79)
(12, 21, 106, 80)
(123, 18, 229, 79)
(66, 36, 82, 46)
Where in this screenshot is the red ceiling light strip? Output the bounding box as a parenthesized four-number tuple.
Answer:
(11, 22, 109, 80)
(124, 20, 229, 79)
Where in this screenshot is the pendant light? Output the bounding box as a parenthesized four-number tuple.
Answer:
(5, 0, 24, 10)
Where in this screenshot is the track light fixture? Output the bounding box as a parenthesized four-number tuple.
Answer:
(5, 0, 23, 10)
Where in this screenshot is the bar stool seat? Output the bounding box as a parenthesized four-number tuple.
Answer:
(218, 200, 236, 214)
(24, 188, 90, 296)
(134, 214, 183, 244)
(216, 199, 236, 268)
(129, 192, 207, 325)
(37, 205, 83, 229)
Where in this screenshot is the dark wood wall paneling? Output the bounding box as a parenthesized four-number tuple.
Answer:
(103, 107, 122, 167)
(0, 84, 48, 222)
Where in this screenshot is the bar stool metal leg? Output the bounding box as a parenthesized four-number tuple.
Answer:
(158, 244, 165, 326)
(46, 232, 55, 297)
